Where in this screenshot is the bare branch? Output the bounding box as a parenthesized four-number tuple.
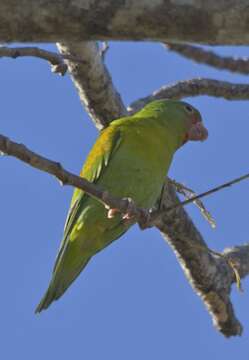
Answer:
(164, 172, 249, 215)
(0, 133, 143, 219)
(57, 42, 127, 129)
(165, 43, 249, 75)
(0, 46, 84, 76)
(129, 78, 249, 113)
(0, 1, 249, 44)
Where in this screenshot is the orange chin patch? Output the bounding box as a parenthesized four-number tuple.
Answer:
(184, 121, 208, 143)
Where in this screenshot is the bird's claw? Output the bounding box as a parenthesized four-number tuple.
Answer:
(107, 208, 120, 219)
(106, 197, 152, 229)
(106, 197, 136, 220)
(122, 197, 137, 220)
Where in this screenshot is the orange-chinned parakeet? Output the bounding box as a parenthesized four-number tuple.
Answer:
(36, 100, 208, 312)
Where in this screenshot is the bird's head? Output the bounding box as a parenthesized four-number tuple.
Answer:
(137, 99, 208, 148)
(178, 102, 208, 145)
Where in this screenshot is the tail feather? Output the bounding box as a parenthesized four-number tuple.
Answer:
(35, 283, 59, 313)
(35, 257, 91, 313)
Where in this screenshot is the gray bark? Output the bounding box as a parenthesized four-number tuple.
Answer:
(1, 0, 249, 44)
(157, 183, 243, 336)
(129, 79, 249, 114)
(57, 42, 127, 129)
(166, 44, 249, 75)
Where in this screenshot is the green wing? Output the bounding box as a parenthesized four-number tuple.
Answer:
(54, 125, 122, 271)
(35, 125, 123, 313)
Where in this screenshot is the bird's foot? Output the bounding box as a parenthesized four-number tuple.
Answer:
(106, 197, 137, 220)
(106, 207, 120, 219)
(105, 197, 153, 229)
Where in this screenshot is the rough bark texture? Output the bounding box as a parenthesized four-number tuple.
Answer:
(157, 183, 243, 336)
(0, 0, 249, 44)
(130, 79, 249, 113)
(57, 42, 127, 129)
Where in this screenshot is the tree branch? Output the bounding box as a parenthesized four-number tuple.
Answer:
(169, 179, 216, 228)
(0, 1, 249, 44)
(161, 173, 249, 219)
(157, 183, 243, 337)
(165, 43, 249, 75)
(129, 78, 249, 113)
(0, 46, 84, 76)
(57, 42, 127, 129)
(0, 134, 138, 217)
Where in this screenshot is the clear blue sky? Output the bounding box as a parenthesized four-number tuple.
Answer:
(1, 42, 249, 359)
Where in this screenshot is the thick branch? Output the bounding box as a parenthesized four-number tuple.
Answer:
(57, 42, 126, 129)
(0, 1, 249, 44)
(165, 43, 249, 75)
(157, 183, 243, 337)
(129, 78, 249, 113)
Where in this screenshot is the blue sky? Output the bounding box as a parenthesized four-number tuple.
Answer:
(0, 42, 249, 359)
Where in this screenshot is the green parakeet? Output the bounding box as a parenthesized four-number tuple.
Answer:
(36, 99, 208, 313)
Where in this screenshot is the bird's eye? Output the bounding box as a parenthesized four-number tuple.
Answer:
(184, 105, 194, 113)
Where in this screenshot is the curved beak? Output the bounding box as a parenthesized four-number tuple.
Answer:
(187, 121, 208, 142)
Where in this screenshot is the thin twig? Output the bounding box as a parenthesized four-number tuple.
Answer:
(166, 173, 249, 213)
(169, 179, 216, 228)
(146, 171, 249, 227)
(165, 43, 249, 75)
(145, 171, 249, 226)
(0, 46, 84, 76)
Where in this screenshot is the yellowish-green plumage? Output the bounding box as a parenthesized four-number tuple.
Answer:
(36, 99, 203, 312)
